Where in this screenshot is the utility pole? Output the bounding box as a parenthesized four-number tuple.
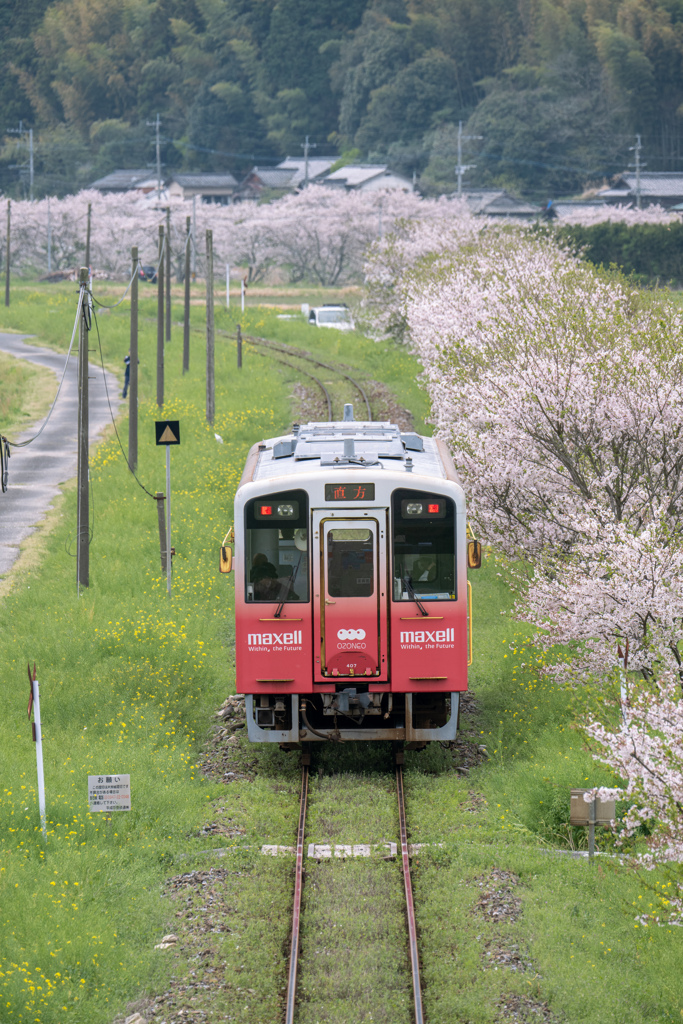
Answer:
(183, 216, 191, 373)
(455, 120, 482, 197)
(191, 195, 197, 277)
(157, 225, 164, 408)
(77, 268, 90, 592)
(129, 246, 139, 473)
(4, 200, 10, 307)
(301, 135, 318, 187)
(165, 206, 171, 342)
(47, 197, 51, 273)
(630, 134, 644, 210)
(206, 229, 215, 424)
(85, 202, 92, 268)
(147, 113, 162, 199)
(28, 128, 33, 201)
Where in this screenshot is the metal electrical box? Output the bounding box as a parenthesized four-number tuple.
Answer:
(570, 789, 615, 826)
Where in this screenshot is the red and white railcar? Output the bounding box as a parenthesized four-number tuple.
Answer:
(223, 406, 479, 745)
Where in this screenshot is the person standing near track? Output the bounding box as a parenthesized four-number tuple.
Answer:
(122, 351, 131, 399)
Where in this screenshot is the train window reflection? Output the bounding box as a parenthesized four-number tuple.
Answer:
(327, 528, 374, 598)
(392, 489, 456, 601)
(245, 490, 309, 602)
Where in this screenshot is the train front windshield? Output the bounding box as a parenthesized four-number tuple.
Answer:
(392, 488, 456, 600)
(245, 489, 309, 602)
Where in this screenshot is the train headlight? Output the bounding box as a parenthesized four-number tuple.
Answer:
(406, 502, 423, 515)
(277, 503, 296, 517)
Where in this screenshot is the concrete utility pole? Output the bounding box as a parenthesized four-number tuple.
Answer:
(129, 245, 139, 472)
(85, 202, 92, 268)
(47, 197, 51, 273)
(7, 122, 33, 200)
(206, 229, 215, 424)
(4, 199, 10, 307)
(455, 120, 483, 196)
(77, 268, 90, 592)
(165, 206, 171, 342)
(301, 135, 318, 187)
(183, 216, 191, 373)
(192, 195, 197, 277)
(157, 225, 164, 408)
(630, 134, 644, 210)
(147, 113, 162, 199)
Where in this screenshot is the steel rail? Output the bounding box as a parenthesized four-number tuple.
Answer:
(285, 764, 309, 1024)
(244, 333, 373, 421)
(260, 351, 333, 421)
(396, 764, 424, 1024)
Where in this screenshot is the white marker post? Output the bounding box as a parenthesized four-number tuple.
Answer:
(226, 263, 230, 308)
(28, 663, 47, 841)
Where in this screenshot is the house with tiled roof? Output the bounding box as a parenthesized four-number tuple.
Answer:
(276, 156, 334, 186)
(168, 172, 238, 204)
(90, 169, 160, 193)
(322, 164, 415, 192)
(235, 166, 301, 201)
(457, 188, 538, 219)
(597, 172, 683, 208)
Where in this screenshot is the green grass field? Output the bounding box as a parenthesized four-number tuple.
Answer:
(0, 279, 682, 1023)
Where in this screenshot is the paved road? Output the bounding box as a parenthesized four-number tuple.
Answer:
(0, 332, 121, 577)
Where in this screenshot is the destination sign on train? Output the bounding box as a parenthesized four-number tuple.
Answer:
(324, 483, 376, 501)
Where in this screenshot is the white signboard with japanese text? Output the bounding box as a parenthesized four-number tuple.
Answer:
(88, 774, 131, 812)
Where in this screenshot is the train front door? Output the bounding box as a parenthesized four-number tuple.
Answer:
(313, 515, 388, 680)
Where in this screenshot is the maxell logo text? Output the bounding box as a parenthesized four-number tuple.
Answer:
(400, 629, 455, 644)
(247, 631, 303, 646)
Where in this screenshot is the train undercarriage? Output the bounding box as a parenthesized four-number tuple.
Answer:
(245, 689, 460, 746)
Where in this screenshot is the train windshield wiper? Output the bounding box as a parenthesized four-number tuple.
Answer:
(403, 576, 429, 617)
(274, 553, 303, 618)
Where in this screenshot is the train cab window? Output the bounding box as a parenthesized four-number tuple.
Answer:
(392, 489, 456, 601)
(245, 490, 309, 602)
(327, 528, 374, 598)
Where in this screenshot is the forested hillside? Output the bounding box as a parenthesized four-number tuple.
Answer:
(2, 0, 683, 198)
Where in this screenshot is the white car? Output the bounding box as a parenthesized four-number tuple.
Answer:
(307, 304, 355, 331)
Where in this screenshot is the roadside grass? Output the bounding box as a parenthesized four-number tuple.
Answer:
(2, 279, 682, 1023)
(0, 351, 55, 438)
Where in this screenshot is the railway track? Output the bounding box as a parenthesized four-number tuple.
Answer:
(285, 756, 424, 1024)
(215, 328, 373, 422)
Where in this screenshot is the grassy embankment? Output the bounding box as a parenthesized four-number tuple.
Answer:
(0, 279, 682, 1023)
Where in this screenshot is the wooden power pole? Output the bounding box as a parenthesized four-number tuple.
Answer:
(183, 216, 191, 373)
(165, 206, 171, 343)
(157, 225, 164, 408)
(129, 246, 139, 472)
(77, 268, 90, 592)
(206, 229, 214, 424)
(85, 202, 92, 268)
(4, 200, 10, 308)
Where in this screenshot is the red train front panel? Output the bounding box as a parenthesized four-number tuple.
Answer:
(235, 477, 468, 697)
(236, 488, 314, 695)
(388, 487, 467, 693)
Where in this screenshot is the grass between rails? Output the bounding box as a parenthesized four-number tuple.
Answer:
(0, 279, 682, 1022)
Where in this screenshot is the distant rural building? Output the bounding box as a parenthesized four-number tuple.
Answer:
(89, 169, 160, 193)
(597, 172, 683, 208)
(168, 172, 238, 204)
(276, 156, 334, 186)
(235, 166, 301, 201)
(457, 188, 538, 219)
(323, 164, 415, 192)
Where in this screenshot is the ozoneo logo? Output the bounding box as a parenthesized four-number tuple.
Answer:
(337, 628, 366, 641)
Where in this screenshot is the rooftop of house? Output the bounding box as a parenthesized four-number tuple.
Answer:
(599, 172, 683, 198)
(90, 169, 160, 191)
(171, 172, 238, 188)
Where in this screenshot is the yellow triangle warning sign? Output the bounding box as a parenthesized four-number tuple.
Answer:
(158, 425, 178, 444)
